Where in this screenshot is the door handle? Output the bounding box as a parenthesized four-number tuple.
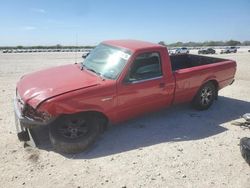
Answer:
(159, 82, 165, 88)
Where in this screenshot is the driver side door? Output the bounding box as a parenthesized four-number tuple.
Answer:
(116, 50, 174, 122)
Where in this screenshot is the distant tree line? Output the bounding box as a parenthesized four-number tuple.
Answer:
(1, 40, 250, 49)
(0, 44, 96, 50)
(159, 40, 250, 47)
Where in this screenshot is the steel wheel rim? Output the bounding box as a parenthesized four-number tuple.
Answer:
(59, 118, 89, 139)
(200, 87, 213, 105)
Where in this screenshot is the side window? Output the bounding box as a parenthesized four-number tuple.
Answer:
(127, 52, 162, 82)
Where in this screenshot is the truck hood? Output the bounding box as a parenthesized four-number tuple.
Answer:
(17, 64, 100, 108)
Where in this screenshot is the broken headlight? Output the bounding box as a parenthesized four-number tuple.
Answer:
(23, 104, 52, 122)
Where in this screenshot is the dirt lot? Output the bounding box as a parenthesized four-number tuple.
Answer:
(0, 51, 250, 188)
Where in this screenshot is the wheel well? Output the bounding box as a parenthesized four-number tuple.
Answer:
(84, 111, 109, 130)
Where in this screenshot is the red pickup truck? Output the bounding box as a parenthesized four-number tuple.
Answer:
(14, 40, 236, 153)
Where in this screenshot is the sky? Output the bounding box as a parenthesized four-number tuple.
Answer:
(0, 0, 250, 46)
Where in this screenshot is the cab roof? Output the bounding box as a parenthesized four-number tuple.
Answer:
(102, 40, 164, 52)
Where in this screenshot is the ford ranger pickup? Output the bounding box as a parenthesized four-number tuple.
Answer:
(14, 40, 236, 153)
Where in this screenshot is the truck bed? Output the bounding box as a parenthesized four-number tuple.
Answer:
(170, 53, 236, 105)
(170, 54, 227, 71)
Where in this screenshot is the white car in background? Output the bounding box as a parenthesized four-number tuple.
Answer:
(220, 46, 237, 54)
(175, 47, 189, 54)
(168, 49, 175, 55)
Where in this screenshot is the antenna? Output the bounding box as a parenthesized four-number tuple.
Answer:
(74, 33, 78, 64)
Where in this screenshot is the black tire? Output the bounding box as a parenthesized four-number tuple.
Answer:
(240, 137, 250, 165)
(192, 82, 216, 110)
(49, 113, 103, 154)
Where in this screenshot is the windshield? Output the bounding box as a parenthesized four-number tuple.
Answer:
(82, 44, 131, 80)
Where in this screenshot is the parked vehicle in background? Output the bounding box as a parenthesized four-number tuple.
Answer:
(14, 40, 236, 154)
(17, 49, 23, 53)
(175, 47, 189, 54)
(220, 46, 237, 54)
(168, 49, 175, 55)
(198, 48, 216, 54)
(248, 49, 250, 52)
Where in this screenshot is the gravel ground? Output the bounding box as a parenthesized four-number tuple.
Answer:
(0, 50, 250, 188)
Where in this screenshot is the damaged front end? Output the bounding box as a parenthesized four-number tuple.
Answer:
(14, 91, 55, 146)
(22, 103, 53, 128)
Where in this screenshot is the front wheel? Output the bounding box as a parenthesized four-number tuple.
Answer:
(49, 113, 103, 154)
(240, 137, 250, 165)
(192, 82, 216, 110)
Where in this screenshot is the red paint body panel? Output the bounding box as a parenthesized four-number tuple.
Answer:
(16, 40, 236, 124)
(103, 40, 163, 52)
(173, 60, 236, 104)
(115, 46, 175, 123)
(38, 79, 117, 121)
(17, 64, 100, 108)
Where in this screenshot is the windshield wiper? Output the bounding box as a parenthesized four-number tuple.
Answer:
(86, 67, 100, 75)
(88, 68, 106, 80)
(80, 63, 98, 74)
(81, 63, 105, 80)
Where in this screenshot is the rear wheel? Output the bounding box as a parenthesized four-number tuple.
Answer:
(192, 82, 216, 110)
(49, 113, 104, 154)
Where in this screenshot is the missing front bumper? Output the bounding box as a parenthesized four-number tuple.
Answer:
(13, 95, 55, 147)
(14, 111, 38, 147)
